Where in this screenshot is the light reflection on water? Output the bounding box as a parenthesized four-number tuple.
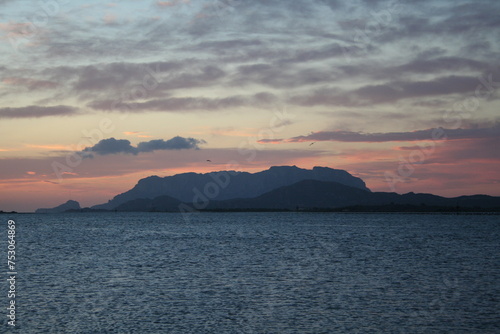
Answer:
(3, 212, 499, 333)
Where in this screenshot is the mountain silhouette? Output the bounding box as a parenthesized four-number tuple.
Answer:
(91, 166, 369, 210)
(205, 179, 371, 210)
(201, 180, 500, 210)
(113, 180, 500, 212)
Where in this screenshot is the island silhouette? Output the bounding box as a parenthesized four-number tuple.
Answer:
(35, 166, 500, 213)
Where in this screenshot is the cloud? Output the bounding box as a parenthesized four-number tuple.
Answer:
(137, 137, 206, 152)
(35, 61, 179, 97)
(425, 137, 500, 163)
(290, 75, 485, 107)
(352, 75, 479, 104)
(278, 124, 500, 143)
(233, 63, 336, 89)
(155, 65, 226, 91)
(103, 14, 117, 25)
(72, 62, 178, 91)
(156, 0, 190, 8)
(2, 77, 58, 90)
(257, 139, 284, 144)
(280, 43, 349, 64)
(0, 105, 79, 119)
(106, 62, 220, 92)
(189, 39, 264, 54)
(83, 138, 138, 156)
(335, 56, 490, 83)
(82, 136, 206, 156)
(393, 57, 487, 75)
(123, 131, 152, 138)
(88, 92, 278, 112)
(37, 61, 227, 102)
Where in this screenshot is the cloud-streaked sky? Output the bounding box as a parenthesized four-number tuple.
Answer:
(1, 0, 499, 211)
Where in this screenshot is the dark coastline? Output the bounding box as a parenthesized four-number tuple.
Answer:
(35, 205, 500, 215)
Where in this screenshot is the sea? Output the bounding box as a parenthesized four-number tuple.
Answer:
(1, 212, 499, 333)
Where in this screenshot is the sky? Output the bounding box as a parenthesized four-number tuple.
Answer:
(1, 0, 499, 212)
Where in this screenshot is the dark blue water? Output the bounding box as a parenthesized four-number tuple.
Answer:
(2, 212, 499, 333)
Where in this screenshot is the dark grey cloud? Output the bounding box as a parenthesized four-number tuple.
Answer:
(229, 46, 492, 89)
(318, 0, 343, 10)
(36, 61, 179, 93)
(74, 64, 143, 91)
(233, 63, 336, 89)
(258, 138, 284, 144)
(374, 1, 500, 44)
(443, 2, 500, 33)
(137, 137, 206, 152)
(83, 138, 138, 156)
(280, 43, 349, 64)
(286, 124, 500, 143)
(72, 61, 181, 91)
(3, 78, 59, 91)
(82, 136, 206, 157)
(157, 65, 226, 91)
(125, 95, 250, 111)
(387, 57, 488, 76)
(88, 92, 278, 112)
(355, 75, 479, 103)
(188, 39, 264, 54)
(0, 105, 79, 118)
(291, 75, 483, 107)
(416, 47, 448, 59)
(37, 61, 225, 103)
(462, 41, 492, 56)
(327, 54, 491, 84)
(228, 53, 493, 93)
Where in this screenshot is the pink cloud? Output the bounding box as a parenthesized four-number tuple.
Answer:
(0, 22, 33, 35)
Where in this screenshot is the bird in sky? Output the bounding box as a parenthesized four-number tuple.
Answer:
(309, 142, 315, 146)
(206, 160, 212, 162)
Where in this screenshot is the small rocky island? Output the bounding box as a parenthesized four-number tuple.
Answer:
(35, 200, 81, 214)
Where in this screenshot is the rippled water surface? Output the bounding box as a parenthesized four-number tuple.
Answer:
(2, 212, 499, 333)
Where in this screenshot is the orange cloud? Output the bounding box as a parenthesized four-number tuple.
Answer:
(26, 144, 74, 151)
(123, 131, 152, 138)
